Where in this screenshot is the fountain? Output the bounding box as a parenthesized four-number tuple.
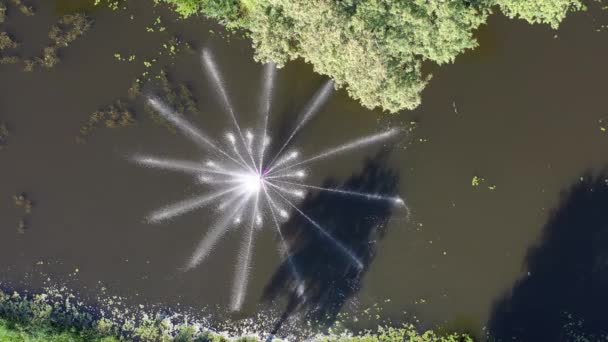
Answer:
(131, 48, 407, 311)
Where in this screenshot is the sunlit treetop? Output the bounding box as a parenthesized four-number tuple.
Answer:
(161, 0, 585, 113)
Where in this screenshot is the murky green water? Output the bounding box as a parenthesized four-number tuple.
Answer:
(1, 0, 607, 339)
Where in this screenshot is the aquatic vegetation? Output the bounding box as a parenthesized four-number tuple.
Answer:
(0, 16, 20, 64)
(0, 31, 17, 50)
(0, 32, 19, 64)
(133, 50, 406, 311)
(77, 102, 136, 143)
(94, 0, 125, 12)
(143, 70, 198, 128)
(317, 325, 473, 342)
(0, 55, 18, 64)
(15, 219, 26, 234)
(162, 36, 183, 56)
(13, 192, 33, 213)
(77, 70, 196, 142)
(471, 176, 485, 187)
(23, 13, 92, 71)
(599, 118, 607, 132)
(0, 121, 8, 149)
(0, 2, 6, 23)
(9, 0, 34, 16)
(471, 175, 496, 190)
(161, 0, 584, 112)
(127, 79, 141, 100)
(49, 13, 93, 48)
(13, 192, 33, 234)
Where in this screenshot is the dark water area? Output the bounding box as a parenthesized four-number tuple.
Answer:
(0, 0, 607, 339)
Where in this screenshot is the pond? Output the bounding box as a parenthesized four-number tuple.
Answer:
(0, 0, 607, 339)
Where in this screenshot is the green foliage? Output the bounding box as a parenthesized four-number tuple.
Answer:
(0, 290, 118, 342)
(496, 0, 584, 29)
(0, 319, 120, 341)
(0, 287, 477, 341)
(133, 318, 173, 341)
(235, 0, 489, 112)
(160, 0, 584, 112)
(234, 337, 258, 342)
(162, 0, 243, 22)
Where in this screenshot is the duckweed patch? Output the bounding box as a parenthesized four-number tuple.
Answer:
(94, 0, 125, 12)
(599, 118, 607, 133)
(471, 176, 485, 187)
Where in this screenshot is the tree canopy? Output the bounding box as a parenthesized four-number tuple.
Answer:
(162, 0, 584, 113)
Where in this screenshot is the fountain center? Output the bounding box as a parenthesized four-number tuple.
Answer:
(239, 172, 264, 194)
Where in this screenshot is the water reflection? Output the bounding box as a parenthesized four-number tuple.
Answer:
(262, 150, 400, 334)
(489, 172, 608, 340)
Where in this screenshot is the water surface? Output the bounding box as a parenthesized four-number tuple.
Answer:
(0, 0, 607, 338)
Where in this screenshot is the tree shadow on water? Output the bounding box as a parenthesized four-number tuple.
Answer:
(488, 172, 608, 341)
(262, 150, 401, 336)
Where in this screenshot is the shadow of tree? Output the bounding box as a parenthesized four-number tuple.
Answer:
(488, 172, 608, 341)
(261, 150, 400, 335)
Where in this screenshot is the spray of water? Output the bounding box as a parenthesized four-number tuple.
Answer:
(185, 192, 251, 270)
(258, 63, 276, 173)
(201, 49, 258, 169)
(266, 128, 401, 175)
(231, 193, 260, 311)
(273, 179, 406, 207)
(147, 186, 240, 223)
(267, 80, 334, 167)
(132, 51, 405, 311)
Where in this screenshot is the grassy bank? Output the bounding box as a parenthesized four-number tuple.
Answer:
(0, 288, 472, 341)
